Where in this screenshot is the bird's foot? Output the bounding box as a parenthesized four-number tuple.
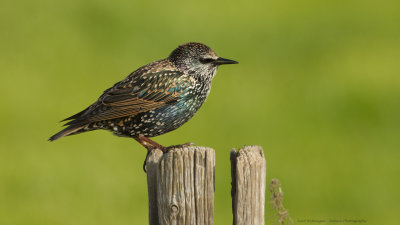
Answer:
(182, 142, 196, 147)
(163, 142, 197, 153)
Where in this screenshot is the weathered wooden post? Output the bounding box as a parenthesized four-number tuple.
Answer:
(146, 146, 215, 225)
(146, 145, 265, 225)
(231, 146, 266, 225)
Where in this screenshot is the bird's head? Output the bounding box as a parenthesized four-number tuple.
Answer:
(168, 42, 238, 79)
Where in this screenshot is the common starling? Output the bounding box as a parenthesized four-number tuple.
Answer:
(49, 42, 238, 164)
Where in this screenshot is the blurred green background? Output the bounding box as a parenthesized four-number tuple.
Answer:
(1, 0, 399, 224)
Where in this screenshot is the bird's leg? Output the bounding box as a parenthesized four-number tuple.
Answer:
(137, 135, 166, 151)
(134, 135, 166, 173)
(134, 136, 154, 150)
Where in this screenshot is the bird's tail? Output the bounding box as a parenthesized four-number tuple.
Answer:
(48, 124, 85, 141)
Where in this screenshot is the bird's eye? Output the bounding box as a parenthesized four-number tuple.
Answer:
(200, 58, 215, 64)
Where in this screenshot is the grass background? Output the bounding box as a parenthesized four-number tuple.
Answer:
(1, 0, 399, 224)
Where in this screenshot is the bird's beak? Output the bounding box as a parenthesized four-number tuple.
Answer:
(214, 57, 239, 65)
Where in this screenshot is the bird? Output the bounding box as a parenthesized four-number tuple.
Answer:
(49, 42, 238, 169)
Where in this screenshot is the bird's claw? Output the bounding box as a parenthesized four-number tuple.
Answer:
(181, 142, 196, 148)
(162, 142, 197, 153)
(142, 146, 158, 173)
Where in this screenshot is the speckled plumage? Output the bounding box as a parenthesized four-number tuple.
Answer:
(49, 42, 238, 150)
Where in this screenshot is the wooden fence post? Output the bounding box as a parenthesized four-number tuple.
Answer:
(146, 145, 265, 225)
(231, 146, 266, 225)
(146, 146, 215, 225)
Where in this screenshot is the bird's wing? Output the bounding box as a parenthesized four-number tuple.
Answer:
(66, 70, 194, 124)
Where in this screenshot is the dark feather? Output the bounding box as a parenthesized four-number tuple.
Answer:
(61, 70, 194, 126)
(49, 124, 85, 141)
